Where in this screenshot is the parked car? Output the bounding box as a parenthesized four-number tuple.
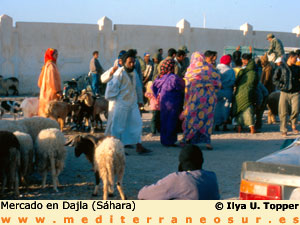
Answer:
(240, 138, 300, 200)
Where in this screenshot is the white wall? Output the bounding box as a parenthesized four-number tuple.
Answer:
(0, 15, 299, 94)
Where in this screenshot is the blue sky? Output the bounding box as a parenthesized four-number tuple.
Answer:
(1, 0, 299, 32)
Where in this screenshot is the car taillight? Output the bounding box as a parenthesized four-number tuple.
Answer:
(240, 179, 282, 200)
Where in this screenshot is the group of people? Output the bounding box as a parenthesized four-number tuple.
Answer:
(36, 32, 300, 199)
(145, 48, 221, 150)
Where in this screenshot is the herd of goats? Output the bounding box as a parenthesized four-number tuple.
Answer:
(0, 75, 128, 200)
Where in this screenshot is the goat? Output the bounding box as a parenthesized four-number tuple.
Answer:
(0, 131, 20, 197)
(77, 90, 95, 132)
(36, 128, 67, 192)
(266, 91, 280, 124)
(0, 76, 19, 96)
(68, 134, 126, 200)
(77, 91, 108, 132)
(93, 96, 108, 131)
(45, 100, 81, 131)
(0, 100, 22, 120)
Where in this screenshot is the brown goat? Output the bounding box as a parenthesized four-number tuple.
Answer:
(45, 101, 81, 131)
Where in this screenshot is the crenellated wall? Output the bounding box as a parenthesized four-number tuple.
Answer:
(0, 15, 299, 94)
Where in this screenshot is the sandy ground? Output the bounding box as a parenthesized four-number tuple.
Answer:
(1, 111, 297, 200)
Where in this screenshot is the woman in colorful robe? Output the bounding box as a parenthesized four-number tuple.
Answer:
(181, 52, 221, 150)
(152, 59, 185, 147)
(37, 48, 61, 117)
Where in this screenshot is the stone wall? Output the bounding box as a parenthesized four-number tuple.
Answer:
(0, 15, 299, 94)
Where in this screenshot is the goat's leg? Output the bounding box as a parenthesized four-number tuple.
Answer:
(271, 114, 276, 124)
(107, 168, 114, 197)
(116, 182, 126, 200)
(21, 159, 28, 187)
(41, 170, 47, 188)
(1, 174, 7, 194)
(50, 156, 58, 192)
(57, 118, 64, 131)
(99, 115, 103, 131)
(92, 171, 100, 196)
(55, 167, 62, 187)
(14, 171, 19, 197)
(90, 117, 95, 133)
(116, 170, 126, 200)
(268, 110, 273, 124)
(102, 172, 108, 200)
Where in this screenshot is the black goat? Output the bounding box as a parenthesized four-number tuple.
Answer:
(0, 131, 20, 196)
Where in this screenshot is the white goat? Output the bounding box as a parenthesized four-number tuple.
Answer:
(70, 135, 126, 200)
(94, 137, 126, 200)
(13, 131, 34, 187)
(36, 128, 67, 192)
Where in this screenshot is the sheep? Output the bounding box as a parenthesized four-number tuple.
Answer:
(13, 131, 34, 187)
(45, 100, 81, 131)
(0, 75, 19, 96)
(18, 117, 60, 142)
(0, 117, 60, 142)
(0, 120, 28, 134)
(94, 136, 126, 200)
(69, 135, 126, 200)
(20, 97, 39, 118)
(36, 128, 67, 192)
(0, 131, 20, 197)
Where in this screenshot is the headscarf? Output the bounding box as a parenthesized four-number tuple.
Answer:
(220, 55, 231, 65)
(38, 48, 58, 88)
(178, 144, 203, 171)
(185, 52, 212, 80)
(184, 51, 221, 88)
(159, 59, 175, 77)
(44, 48, 57, 64)
(118, 50, 126, 59)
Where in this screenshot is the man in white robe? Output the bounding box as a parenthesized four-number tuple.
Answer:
(103, 51, 150, 153)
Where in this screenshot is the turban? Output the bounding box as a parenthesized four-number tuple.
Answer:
(220, 55, 231, 65)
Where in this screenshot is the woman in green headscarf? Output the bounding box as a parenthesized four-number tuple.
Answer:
(232, 53, 259, 134)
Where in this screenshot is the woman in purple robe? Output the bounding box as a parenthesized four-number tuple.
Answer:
(152, 59, 185, 146)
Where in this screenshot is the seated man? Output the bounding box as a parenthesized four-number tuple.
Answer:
(138, 144, 220, 200)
